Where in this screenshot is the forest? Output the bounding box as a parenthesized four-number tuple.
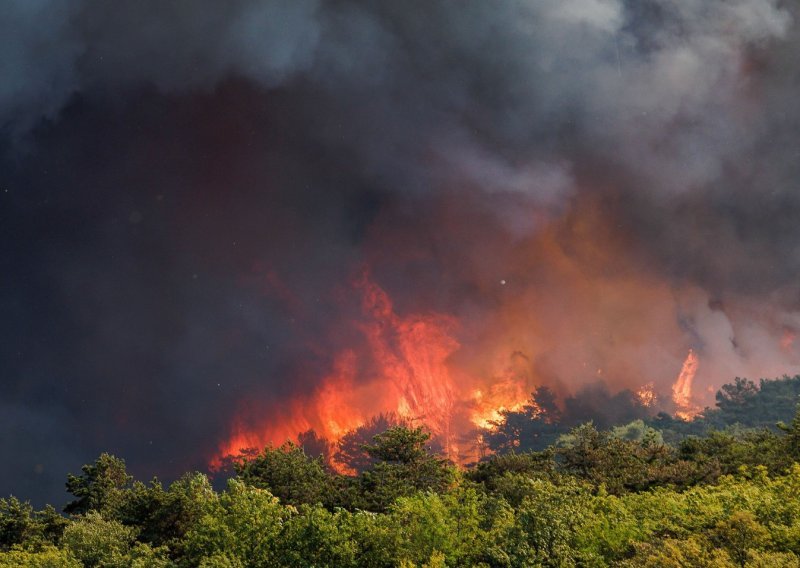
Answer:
(4, 375, 800, 567)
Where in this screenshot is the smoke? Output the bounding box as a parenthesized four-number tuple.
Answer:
(2, 0, 800, 504)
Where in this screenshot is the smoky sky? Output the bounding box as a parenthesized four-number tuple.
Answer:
(3, 0, 800, 506)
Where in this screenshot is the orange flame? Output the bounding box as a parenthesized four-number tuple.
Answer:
(355, 273, 459, 451)
(468, 352, 536, 429)
(672, 349, 700, 420)
(212, 271, 468, 466)
(636, 382, 657, 408)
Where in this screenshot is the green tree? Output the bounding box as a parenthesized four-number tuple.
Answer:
(712, 511, 770, 568)
(356, 427, 455, 512)
(117, 472, 214, 559)
(61, 511, 137, 568)
(0, 497, 37, 551)
(276, 505, 360, 567)
(0, 498, 67, 551)
(389, 486, 515, 567)
(621, 537, 735, 567)
(65, 454, 132, 516)
(183, 479, 288, 567)
(509, 478, 596, 566)
(235, 442, 332, 507)
(778, 403, 800, 460)
(0, 546, 81, 568)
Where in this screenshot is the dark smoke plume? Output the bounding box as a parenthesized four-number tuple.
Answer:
(2, 0, 800, 505)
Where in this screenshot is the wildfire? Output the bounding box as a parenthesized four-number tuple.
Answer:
(672, 349, 700, 420)
(212, 271, 463, 465)
(468, 352, 534, 429)
(213, 252, 721, 470)
(636, 382, 657, 408)
(355, 272, 459, 451)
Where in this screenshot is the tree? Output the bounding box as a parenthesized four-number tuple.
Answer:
(65, 454, 132, 516)
(61, 511, 137, 568)
(0, 497, 36, 551)
(711, 511, 769, 568)
(117, 472, 214, 556)
(234, 442, 333, 507)
(483, 387, 563, 454)
(716, 378, 759, 412)
(335, 413, 409, 473)
(356, 427, 455, 512)
(0, 498, 67, 551)
(620, 537, 735, 567)
(276, 505, 360, 567)
(0, 546, 81, 568)
(296, 429, 331, 463)
(777, 403, 800, 460)
(509, 478, 597, 566)
(183, 479, 288, 567)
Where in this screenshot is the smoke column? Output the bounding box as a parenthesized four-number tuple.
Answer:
(3, 0, 800, 504)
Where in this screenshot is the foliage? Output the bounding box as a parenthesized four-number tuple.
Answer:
(7, 385, 800, 566)
(334, 412, 409, 473)
(183, 479, 289, 567)
(234, 442, 333, 508)
(354, 426, 456, 512)
(60, 511, 137, 568)
(0, 545, 82, 568)
(0, 498, 65, 551)
(64, 453, 132, 516)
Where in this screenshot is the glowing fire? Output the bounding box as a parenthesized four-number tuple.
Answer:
(213, 257, 724, 470)
(636, 382, 657, 408)
(672, 349, 700, 420)
(468, 353, 536, 429)
(355, 272, 459, 451)
(212, 271, 464, 465)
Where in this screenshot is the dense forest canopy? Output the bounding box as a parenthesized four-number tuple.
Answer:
(3, 375, 800, 566)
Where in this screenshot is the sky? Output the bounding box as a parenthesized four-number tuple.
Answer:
(3, 0, 800, 506)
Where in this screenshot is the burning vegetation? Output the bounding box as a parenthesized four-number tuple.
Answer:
(212, 245, 795, 469)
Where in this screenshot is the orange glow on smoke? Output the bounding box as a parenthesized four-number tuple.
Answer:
(781, 329, 797, 352)
(212, 271, 467, 465)
(672, 349, 700, 420)
(468, 353, 537, 429)
(355, 272, 460, 451)
(213, 194, 800, 469)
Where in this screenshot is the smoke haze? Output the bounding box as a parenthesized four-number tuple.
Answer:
(3, 0, 800, 504)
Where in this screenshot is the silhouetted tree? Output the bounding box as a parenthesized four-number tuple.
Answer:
(335, 412, 407, 473)
(64, 453, 131, 516)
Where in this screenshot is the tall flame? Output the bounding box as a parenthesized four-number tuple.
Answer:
(354, 272, 459, 451)
(672, 349, 700, 420)
(212, 271, 468, 465)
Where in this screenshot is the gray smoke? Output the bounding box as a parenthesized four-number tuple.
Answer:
(2, 0, 800, 506)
